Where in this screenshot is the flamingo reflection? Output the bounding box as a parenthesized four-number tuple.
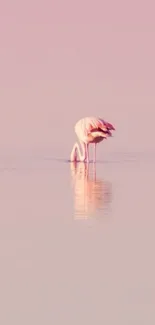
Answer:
(70, 162, 112, 219)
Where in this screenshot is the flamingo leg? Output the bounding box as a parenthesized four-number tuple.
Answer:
(85, 143, 89, 163)
(93, 143, 96, 163)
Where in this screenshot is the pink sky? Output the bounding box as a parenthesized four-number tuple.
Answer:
(0, 0, 155, 154)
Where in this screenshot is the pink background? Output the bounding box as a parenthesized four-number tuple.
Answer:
(0, 2, 155, 324)
(0, 0, 155, 156)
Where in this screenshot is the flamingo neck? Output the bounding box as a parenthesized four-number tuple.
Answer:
(70, 142, 86, 162)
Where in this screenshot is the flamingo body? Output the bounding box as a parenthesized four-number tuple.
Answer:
(70, 117, 115, 162)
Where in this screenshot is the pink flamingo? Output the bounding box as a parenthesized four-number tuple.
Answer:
(70, 116, 115, 163)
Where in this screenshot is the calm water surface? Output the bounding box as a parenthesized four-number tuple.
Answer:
(0, 151, 155, 324)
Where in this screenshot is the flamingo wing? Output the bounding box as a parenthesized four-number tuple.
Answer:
(74, 116, 115, 141)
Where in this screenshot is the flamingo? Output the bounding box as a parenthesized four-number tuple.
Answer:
(70, 116, 115, 163)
